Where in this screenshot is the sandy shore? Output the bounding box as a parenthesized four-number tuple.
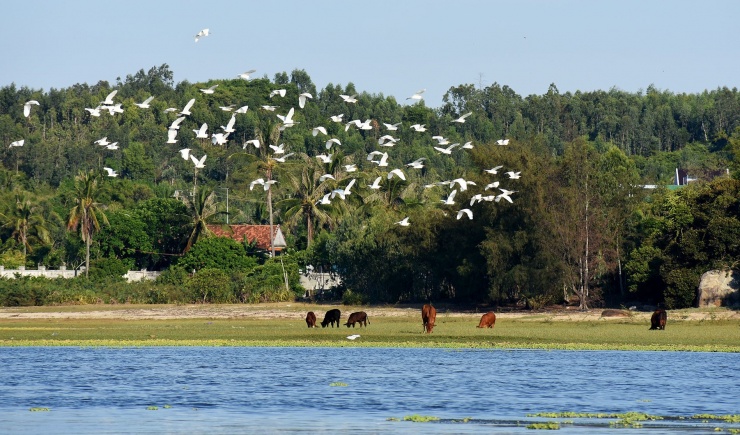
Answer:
(0, 303, 736, 322)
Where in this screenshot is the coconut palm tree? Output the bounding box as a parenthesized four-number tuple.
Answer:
(183, 186, 219, 253)
(0, 192, 52, 262)
(67, 170, 108, 277)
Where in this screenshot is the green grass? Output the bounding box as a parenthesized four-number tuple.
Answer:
(1, 306, 738, 351)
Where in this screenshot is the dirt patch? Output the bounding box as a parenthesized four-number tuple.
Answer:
(0, 303, 736, 322)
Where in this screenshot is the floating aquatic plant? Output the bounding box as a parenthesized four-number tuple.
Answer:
(329, 382, 348, 387)
(29, 407, 50, 412)
(402, 414, 440, 423)
(147, 406, 159, 410)
(526, 422, 560, 430)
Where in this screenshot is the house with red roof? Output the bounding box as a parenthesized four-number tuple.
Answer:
(206, 224, 287, 254)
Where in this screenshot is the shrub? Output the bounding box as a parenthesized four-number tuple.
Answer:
(342, 289, 366, 305)
(186, 268, 233, 303)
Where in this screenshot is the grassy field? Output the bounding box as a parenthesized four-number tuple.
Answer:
(0, 305, 738, 351)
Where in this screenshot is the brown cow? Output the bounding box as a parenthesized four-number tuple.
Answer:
(477, 311, 496, 328)
(422, 304, 437, 333)
(305, 311, 317, 328)
(345, 311, 369, 328)
(650, 308, 667, 330)
(321, 309, 341, 328)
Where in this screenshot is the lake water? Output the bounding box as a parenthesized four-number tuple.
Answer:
(0, 347, 737, 434)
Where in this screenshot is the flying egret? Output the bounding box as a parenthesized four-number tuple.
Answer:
(277, 107, 296, 127)
(441, 189, 457, 205)
(9, 139, 24, 148)
(469, 194, 484, 206)
(457, 208, 473, 220)
(270, 89, 287, 98)
(319, 174, 335, 182)
(383, 122, 401, 131)
(368, 176, 382, 190)
(340, 94, 357, 103)
(194, 28, 210, 42)
(316, 154, 333, 164)
(346, 334, 361, 340)
(325, 138, 341, 149)
(219, 104, 235, 112)
(190, 154, 207, 169)
(451, 178, 476, 191)
(103, 167, 118, 177)
(168, 116, 186, 130)
(134, 96, 154, 109)
(378, 135, 398, 146)
(94, 137, 110, 146)
(101, 90, 117, 105)
(299, 92, 313, 108)
(164, 107, 178, 113)
(434, 143, 460, 155)
(237, 69, 256, 80)
(103, 104, 124, 115)
(496, 139, 510, 146)
(211, 132, 229, 146)
(484, 181, 500, 191)
(461, 141, 474, 149)
(332, 179, 356, 200)
(406, 158, 426, 169)
(85, 106, 101, 117)
(410, 124, 426, 132)
(452, 112, 473, 123)
(432, 135, 450, 145)
(484, 166, 504, 175)
(318, 193, 332, 205)
(221, 115, 236, 133)
(193, 123, 209, 139)
(243, 139, 260, 149)
(406, 88, 425, 101)
(367, 151, 388, 167)
(235, 105, 249, 114)
(506, 171, 521, 179)
(179, 149, 191, 160)
(387, 168, 406, 181)
(23, 100, 40, 117)
(200, 85, 218, 94)
(312, 126, 327, 137)
(249, 178, 266, 190)
(269, 143, 286, 154)
(496, 188, 516, 203)
(395, 217, 410, 227)
(105, 144, 119, 150)
(274, 153, 294, 163)
(179, 99, 196, 116)
(344, 164, 357, 172)
(167, 129, 178, 144)
(329, 114, 344, 122)
(261, 105, 278, 111)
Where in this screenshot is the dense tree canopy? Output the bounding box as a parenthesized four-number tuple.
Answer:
(1, 64, 739, 308)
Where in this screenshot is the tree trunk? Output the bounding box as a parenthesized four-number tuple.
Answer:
(306, 212, 313, 247)
(85, 237, 90, 278)
(267, 168, 275, 257)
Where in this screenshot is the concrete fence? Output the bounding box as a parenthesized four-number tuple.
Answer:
(0, 266, 161, 282)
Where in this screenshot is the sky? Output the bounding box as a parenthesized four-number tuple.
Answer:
(3, 0, 740, 108)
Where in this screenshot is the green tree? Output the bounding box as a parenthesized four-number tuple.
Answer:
(0, 192, 51, 262)
(67, 170, 108, 277)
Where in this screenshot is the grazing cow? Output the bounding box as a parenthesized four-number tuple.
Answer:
(422, 304, 437, 333)
(321, 308, 341, 328)
(345, 311, 369, 328)
(650, 308, 667, 330)
(477, 311, 496, 328)
(305, 311, 317, 328)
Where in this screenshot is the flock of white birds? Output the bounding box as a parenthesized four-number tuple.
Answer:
(9, 27, 520, 228)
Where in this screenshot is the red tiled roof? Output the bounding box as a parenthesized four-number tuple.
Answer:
(206, 225, 286, 251)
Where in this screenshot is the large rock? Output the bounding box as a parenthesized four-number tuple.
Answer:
(696, 270, 740, 307)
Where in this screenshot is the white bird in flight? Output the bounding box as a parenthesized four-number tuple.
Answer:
(387, 168, 406, 181)
(368, 176, 382, 190)
(194, 28, 210, 42)
(485, 181, 500, 191)
(312, 126, 327, 137)
(269, 143, 286, 154)
(461, 141, 474, 149)
(211, 132, 229, 146)
(221, 115, 236, 133)
(346, 334, 361, 340)
(261, 105, 278, 111)
(94, 137, 110, 146)
(190, 154, 207, 169)
(9, 139, 24, 148)
(103, 167, 118, 177)
(193, 123, 209, 139)
(410, 124, 426, 132)
(23, 100, 40, 118)
(367, 151, 389, 167)
(457, 208, 473, 220)
(319, 174, 335, 182)
(434, 143, 460, 155)
(249, 178, 266, 191)
(383, 122, 401, 131)
(506, 171, 521, 179)
(270, 89, 287, 98)
(329, 114, 344, 122)
(325, 138, 341, 149)
(450, 178, 476, 191)
(274, 153, 295, 163)
(200, 85, 218, 94)
(179, 149, 191, 160)
(219, 104, 235, 112)
(169, 116, 186, 130)
(344, 164, 357, 172)
(440, 189, 457, 205)
(243, 139, 260, 149)
(105, 144, 119, 150)
(235, 105, 249, 114)
(179, 99, 196, 116)
(167, 129, 178, 144)
(484, 165, 504, 175)
(407, 88, 425, 101)
(378, 135, 399, 146)
(317, 193, 332, 205)
(452, 112, 473, 123)
(496, 188, 516, 203)
(316, 154, 333, 164)
(85, 106, 101, 117)
(299, 92, 313, 108)
(101, 90, 117, 105)
(237, 69, 256, 80)
(332, 179, 356, 200)
(340, 94, 358, 104)
(134, 96, 154, 109)
(496, 139, 510, 146)
(395, 217, 410, 227)
(406, 158, 426, 169)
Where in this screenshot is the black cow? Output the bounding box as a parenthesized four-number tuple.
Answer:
(321, 309, 341, 328)
(345, 311, 368, 328)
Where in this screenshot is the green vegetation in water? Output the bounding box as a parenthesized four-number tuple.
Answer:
(692, 414, 740, 423)
(526, 422, 560, 430)
(329, 382, 348, 387)
(163, 404, 172, 409)
(29, 407, 50, 412)
(402, 414, 440, 423)
(147, 406, 159, 410)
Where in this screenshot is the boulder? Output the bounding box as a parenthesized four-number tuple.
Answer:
(696, 270, 740, 307)
(601, 309, 630, 318)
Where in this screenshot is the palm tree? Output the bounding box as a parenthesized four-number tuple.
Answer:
(279, 156, 339, 246)
(67, 170, 108, 277)
(0, 192, 52, 262)
(183, 187, 218, 253)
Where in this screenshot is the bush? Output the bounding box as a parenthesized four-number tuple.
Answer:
(662, 267, 700, 309)
(177, 237, 258, 272)
(186, 268, 233, 303)
(88, 257, 131, 282)
(342, 289, 366, 305)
